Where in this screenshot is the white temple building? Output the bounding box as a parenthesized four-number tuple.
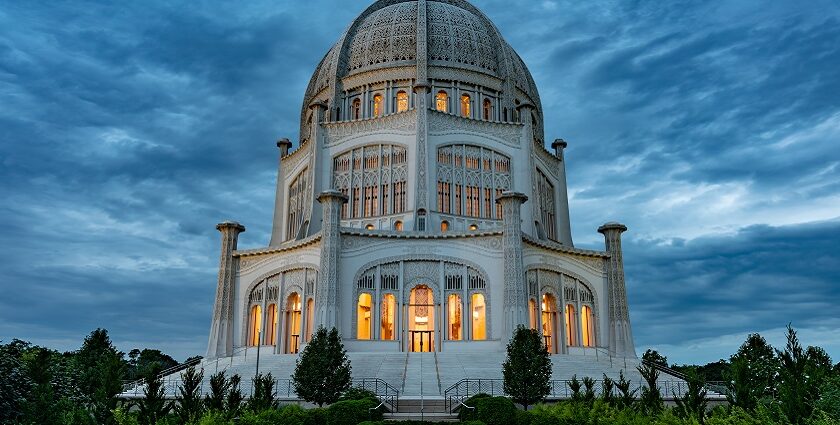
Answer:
(201, 0, 640, 398)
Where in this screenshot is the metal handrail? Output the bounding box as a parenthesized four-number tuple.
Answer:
(122, 356, 203, 393)
(444, 378, 729, 412)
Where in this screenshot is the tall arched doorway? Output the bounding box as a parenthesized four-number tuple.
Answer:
(408, 285, 435, 352)
(285, 293, 302, 354)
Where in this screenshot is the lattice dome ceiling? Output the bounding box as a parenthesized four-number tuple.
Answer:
(302, 0, 542, 121)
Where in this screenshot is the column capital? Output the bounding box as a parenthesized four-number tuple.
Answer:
(495, 191, 528, 205)
(276, 138, 293, 156)
(412, 82, 431, 93)
(216, 221, 246, 233)
(598, 222, 628, 234)
(317, 190, 349, 204)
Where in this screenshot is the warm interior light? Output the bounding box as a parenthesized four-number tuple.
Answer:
(469, 224, 478, 231)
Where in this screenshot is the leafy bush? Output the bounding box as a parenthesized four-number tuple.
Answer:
(458, 393, 491, 421)
(474, 396, 517, 425)
(325, 398, 381, 425)
(302, 407, 326, 425)
(196, 410, 229, 425)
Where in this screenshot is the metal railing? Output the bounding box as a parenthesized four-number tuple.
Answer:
(121, 374, 399, 412)
(121, 356, 203, 394)
(444, 378, 729, 412)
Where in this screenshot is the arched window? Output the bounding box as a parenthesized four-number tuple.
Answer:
(287, 169, 309, 241)
(471, 293, 486, 340)
(417, 209, 427, 231)
(448, 294, 462, 340)
(483, 99, 492, 120)
(265, 304, 277, 346)
(365, 224, 375, 231)
(440, 221, 449, 233)
(352, 98, 361, 120)
(285, 293, 302, 353)
(436, 145, 511, 219)
(373, 94, 383, 117)
(565, 304, 577, 347)
(357, 293, 373, 339)
(248, 305, 262, 347)
(394, 221, 403, 232)
(536, 169, 557, 241)
(542, 294, 557, 353)
(436, 91, 448, 113)
(468, 224, 478, 231)
(460, 94, 471, 118)
(396, 91, 409, 113)
(332, 145, 408, 219)
(305, 298, 314, 342)
(381, 294, 396, 340)
(581, 305, 595, 347)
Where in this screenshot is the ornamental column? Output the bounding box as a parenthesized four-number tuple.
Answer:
(551, 139, 574, 246)
(269, 139, 293, 247)
(314, 190, 348, 331)
(497, 191, 529, 339)
(206, 221, 245, 359)
(598, 222, 637, 358)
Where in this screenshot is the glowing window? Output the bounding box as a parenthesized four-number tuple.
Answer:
(352, 98, 361, 120)
(365, 224, 375, 231)
(357, 293, 373, 340)
(266, 304, 277, 346)
(542, 294, 556, 352)
(581, 305, 595, 347)
(397, 91, 409, 112)
(448, 294, 462, 340)
(285, 293, 302, 353)
(441, 221, 449, 233)
(373, 94, 383, 117)
(468, 224, 478, 231)
(248, 305, 262, 347)
(566, 304, 577, 347)
(471, 293, 486, 340)
(436, 91, 448, 113)
(381, 294, 397, 340)
(305, 298, 314, 342)
(460, 94, 471, 117)
(483, 99, 492, 120)
(394, 221, 403, 232)
(529, 299, 538, 330)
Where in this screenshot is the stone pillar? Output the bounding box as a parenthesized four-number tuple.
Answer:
(308, 102, 329, 236)
(269, 139, 293, 247)
(551, 139, 574, 246)
(206, 221, 245, 359)
(598, 222, 637, 358)
(497, 191, 529, 339)
(413, 82, 430, 227)
(314, 190, 348, 331)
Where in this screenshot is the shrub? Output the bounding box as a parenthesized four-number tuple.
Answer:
(458, 393, 491, 421)
(474, 396, 517, 425)
(516, 408, 535, 425)
(196, 410, 229, 425)
(302, 407, 327, 425)
(293, 327, 352, 407)
(325, 398, 381, 425)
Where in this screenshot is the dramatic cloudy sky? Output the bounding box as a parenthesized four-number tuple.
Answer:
(1, 0, 838, 364)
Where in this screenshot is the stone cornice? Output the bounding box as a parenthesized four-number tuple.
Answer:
(341, 228, 503, 240)
(522, 234, 609, 258)
(233, 234, 321, 258)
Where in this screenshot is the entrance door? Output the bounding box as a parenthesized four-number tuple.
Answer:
(408, 285, 435, 352)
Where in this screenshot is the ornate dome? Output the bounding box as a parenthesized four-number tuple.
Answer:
(301, 0, 542, 139)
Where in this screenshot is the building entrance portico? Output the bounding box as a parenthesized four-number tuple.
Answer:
(407, 285, 435, 352)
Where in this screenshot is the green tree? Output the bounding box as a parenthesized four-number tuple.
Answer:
(581, 377, 596, 405)
(776, 324, 816, 423)
(615, 370, 636, 409)
(600, 375, 616, 406)
(292, 327, 352, 407)
(637, 362, 663, 415)
(806, 346, 834, 389)
(502, 326, 552, 410)
(226, 374, 244, 416)
(21, 348, 62, 425)
(247, 372, 277, 412)
(0, 340, 33, 423)
(642, 349, 669, 368)
(75, 328, 127, 424)
(204, 371, 230, 412)
(175, 366, 205, 423)
(673, 370, 708, 425)
(727, 356, 764, 410)
(729, 333, 779, 401)
(136, 364, 172, 425)
(127, 349, 178, 381)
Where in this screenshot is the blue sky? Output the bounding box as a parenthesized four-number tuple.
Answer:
(1, 0, 838, 365)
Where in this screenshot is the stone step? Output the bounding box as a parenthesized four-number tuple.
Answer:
(385, 412, 459, 422)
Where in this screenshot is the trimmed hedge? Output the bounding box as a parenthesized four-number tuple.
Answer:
(326, 398, 383, 425)
(474, 397, 517, 425)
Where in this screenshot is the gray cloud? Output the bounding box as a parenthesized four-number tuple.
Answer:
(0, 0, 838, 363)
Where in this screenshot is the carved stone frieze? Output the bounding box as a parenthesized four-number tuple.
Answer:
(323, 110, 417, 145)
(428, 111, 522, 147)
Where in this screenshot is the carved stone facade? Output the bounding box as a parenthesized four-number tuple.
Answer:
(204, 0, 638, 361)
